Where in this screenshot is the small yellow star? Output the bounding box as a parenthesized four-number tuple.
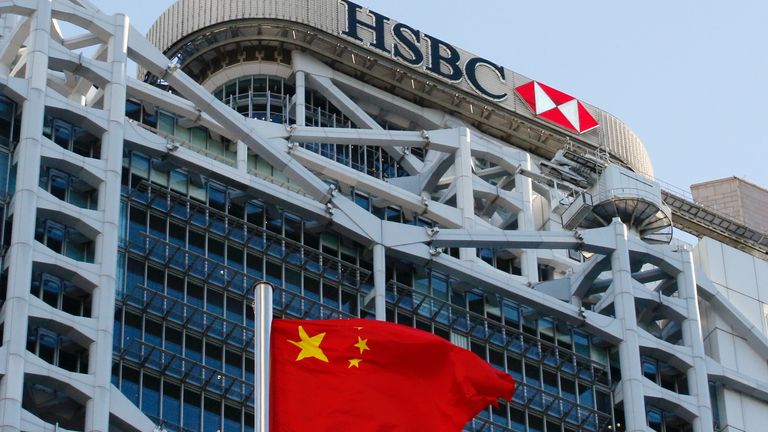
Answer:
(353, 336, 370, 355)
(348, 358, 362, 368)
(288, 326, 328, 363)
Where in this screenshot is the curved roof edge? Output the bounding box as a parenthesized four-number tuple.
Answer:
(147, 0, 654, 177)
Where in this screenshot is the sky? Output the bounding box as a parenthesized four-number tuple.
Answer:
(91, 0, 768, 195)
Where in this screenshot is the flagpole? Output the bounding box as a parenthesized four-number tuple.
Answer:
(253, 281, 274, 432)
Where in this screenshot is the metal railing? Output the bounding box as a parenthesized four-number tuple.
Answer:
(129, 119, 237, 167)
(662, 190, 768, 259)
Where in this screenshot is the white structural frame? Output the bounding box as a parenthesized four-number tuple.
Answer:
(0, 1, 763, 431)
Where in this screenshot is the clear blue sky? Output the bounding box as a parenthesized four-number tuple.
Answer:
(93, 0, 768, 193)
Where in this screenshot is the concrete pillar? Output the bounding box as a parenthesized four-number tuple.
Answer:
(373, 243, 386, 321)
(610, 220, 647, 432)
(454, 128, 475, 262)
(237, 139, 248, 172)
(295, 71, 306, 127)
(84, 13, 129, 432)
(0, 1, 50, 430)
(253, 281, 273, 432)
(515, 154, 538, 283)
(678, 249, 714, 432)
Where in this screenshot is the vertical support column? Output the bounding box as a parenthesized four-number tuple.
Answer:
(295, 70, 306, 127)
(85, 13, 129, 432)
(516, 153, 538, 283)
(373, 243, 386, 321)
(454, 127, 475, 262)
(237, 139, 248, 172)
(0, 2, 50, 430)
(253, 281, 274, 432)
(610, 219, 647, 432)
(679, 249, 714, 432)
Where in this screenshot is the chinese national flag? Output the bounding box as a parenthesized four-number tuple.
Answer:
(270, 318, 515, 431)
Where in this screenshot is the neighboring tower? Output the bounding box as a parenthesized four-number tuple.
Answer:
(691, 177, 768, 234)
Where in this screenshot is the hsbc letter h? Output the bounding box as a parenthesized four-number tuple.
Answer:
(340, 0, 390, 54)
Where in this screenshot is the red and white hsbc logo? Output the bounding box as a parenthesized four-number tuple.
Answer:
(515, 81, 598, 134)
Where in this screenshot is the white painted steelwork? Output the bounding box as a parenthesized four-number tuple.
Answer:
(0, 1, 762, 431)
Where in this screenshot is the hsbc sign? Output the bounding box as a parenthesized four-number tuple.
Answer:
(515, 81, 598, 134)
(339, 0, 507, 101)
(338, 0, 598, 134)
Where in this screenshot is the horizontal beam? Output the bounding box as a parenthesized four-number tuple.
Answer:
(289, 126, 460, 153)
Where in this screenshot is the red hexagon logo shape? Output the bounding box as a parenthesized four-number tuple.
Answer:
(515, 81, 598, 134)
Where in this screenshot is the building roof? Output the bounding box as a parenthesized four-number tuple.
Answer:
(146, 0, 655, 177)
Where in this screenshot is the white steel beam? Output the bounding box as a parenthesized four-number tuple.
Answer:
(610, 220, 647, 432)
(85, 12, 129, 432)
(288, 125, 459, 152)
(0, 1, 50, 429)
(305, 73, 425, 174)
(679, 250, 714, 432)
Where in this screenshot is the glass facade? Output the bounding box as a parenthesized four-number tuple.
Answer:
(0, 3, 746, 431)
(0, 96, 16, 312)
(213, 75, 414, 180)
(111, 78, 617, 431)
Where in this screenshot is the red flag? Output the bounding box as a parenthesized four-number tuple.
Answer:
(270, 318, 515, 431)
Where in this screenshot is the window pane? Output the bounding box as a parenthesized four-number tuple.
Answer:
(158, 111, 175, 135)
(162, 381, 181, 426)
(141, 373, 160, 418)
(203, 397, 221, 432)
(183, 390, 201, 430)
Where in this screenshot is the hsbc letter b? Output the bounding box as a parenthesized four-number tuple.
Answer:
(424, 34, 463, 82)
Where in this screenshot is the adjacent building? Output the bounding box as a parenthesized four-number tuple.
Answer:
(691, 177, 768, 234)
(0, 1, 765, 431)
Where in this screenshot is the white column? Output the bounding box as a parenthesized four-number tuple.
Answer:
(678, 249, 714, 432)
(0, 2, 50, 430)
(516, 153, 538, 283)
(455, 128, 475, 262)
(373, 243, 386, 321)
(610, 220, 647, 432)
(85, 13, 129, 432)
(237, 139, 248, 172)
(295, 70, 306, 127)
(253, 281, 274, 432)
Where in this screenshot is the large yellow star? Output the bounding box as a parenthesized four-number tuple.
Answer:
(288, 326, 328, 363)
(353, 336, 370, 355)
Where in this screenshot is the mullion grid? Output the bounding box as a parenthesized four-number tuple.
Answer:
(387, 280, 612, 431)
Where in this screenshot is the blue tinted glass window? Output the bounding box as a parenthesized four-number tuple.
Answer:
(141, 374, 160, 418)
(121, 366, 140, 405)
(53, 121, 71, 149)
(45, 222, 65, 253)
(203, 397, 221, 432)
(205, 342, 222, 370)
(647, 408, 663, 432)
(162, 381, 181, 425)
(183, 391, 201, 430)
(185, 334, 202, 363)
(224, 404, 241, 431)
(0, 151, 8, 193)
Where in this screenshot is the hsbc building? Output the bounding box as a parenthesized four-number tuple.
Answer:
(0, 0, 765, 431)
